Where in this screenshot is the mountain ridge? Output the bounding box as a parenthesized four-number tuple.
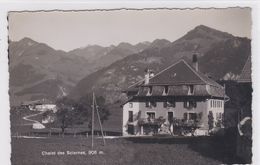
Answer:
(9, 37, 151, 105)
(70, 25, 251, 103)
(9, 25, 251, 105)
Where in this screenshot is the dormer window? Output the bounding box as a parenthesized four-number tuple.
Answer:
(163, 86, 169, 95)
(188, 85, 194, 95)
(148, 86, 153, 95)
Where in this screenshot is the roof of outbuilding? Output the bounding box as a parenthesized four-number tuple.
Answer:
(238, 55, 251, 83)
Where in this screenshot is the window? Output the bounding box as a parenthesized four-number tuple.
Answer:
(210, 100, 213, 108)
(147, 112, 155, 120)
(216, 112, 222, 120)
(189, 113, 197, 120)
(193, 101, 197, 108)
(168, 112, 174, 123)
(163, 101, 167, 108)
(184, 101, 189, 108)
(184, 113, 188, 120)
(145, 102, 150, 108)
(184, 112, 197, 121)
(184, 101, 196, 108)
(188, 85, 194, 95)
(164, 86, 169, 95)
(127, 125, 134, 135)
(151, 101, 157, 107)
(129, 102, 133, 108)
(145, 101, 156, 108)
(164, 99, 176, 108)
(128, 111, 133, 122)
(148, 86, 153, 95)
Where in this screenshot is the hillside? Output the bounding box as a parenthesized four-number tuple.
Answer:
(9, 25, 251, 105)
(9, 38, 88, 105)
(71, 25, 251, 103)
(9, 38, 151, 106)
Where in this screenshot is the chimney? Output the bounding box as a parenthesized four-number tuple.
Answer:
(192, 54, 198, 72)
(149, 71, 155, 78)
(144, 68, 150, 85)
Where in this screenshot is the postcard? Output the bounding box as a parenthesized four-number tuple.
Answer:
(0, 1, 258, 165)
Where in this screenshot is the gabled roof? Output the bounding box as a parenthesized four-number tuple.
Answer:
(147, 59, 222, 87)
(135, 84, 226, 98)
(238, 55, 251, 83)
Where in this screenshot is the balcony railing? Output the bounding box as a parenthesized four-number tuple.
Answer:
(138, 117, 166, 126)
(171, 118, 202, 128)
(138, 118, 202, 127)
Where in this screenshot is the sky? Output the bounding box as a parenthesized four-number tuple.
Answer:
(8, 8, 251, 51)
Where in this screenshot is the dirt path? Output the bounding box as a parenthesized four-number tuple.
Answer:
(22, 111, 45, 125)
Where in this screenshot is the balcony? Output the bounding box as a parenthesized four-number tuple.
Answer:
(138, 117, 166, 126)
(171, 119, 200, 128)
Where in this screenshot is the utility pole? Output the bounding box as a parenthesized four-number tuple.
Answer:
(91, 92, 106, 149)
(94, 94, 106, 146)
(91, 92, 95, 149)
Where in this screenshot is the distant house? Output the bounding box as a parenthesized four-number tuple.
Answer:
(122, 55, 228, 136)
(21, 99, 57, 112)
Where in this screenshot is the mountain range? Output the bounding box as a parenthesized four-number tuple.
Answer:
(9, 38, 150, 105)
(70, 25, 251, 103)
(9, 25, 251, 106)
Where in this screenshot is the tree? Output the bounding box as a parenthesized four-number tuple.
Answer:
(79, 94, 110, 124)
(55, 94, 110, 133)
(55, 97, 77, 133)
(208, 111, 214, 130)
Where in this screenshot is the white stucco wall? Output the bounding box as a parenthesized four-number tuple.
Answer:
(122, 99, 225, 135)
(122, 102, 140, 136)
(138, 101, 209, 129)
(207, 99, 225, 127)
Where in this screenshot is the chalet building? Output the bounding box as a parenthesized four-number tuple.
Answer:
(122, 55, 228, 136)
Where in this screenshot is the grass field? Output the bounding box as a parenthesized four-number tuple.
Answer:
(10, 106, 245, 165)
(10, 103, 123, 135)
(11, 136, 243, 165)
